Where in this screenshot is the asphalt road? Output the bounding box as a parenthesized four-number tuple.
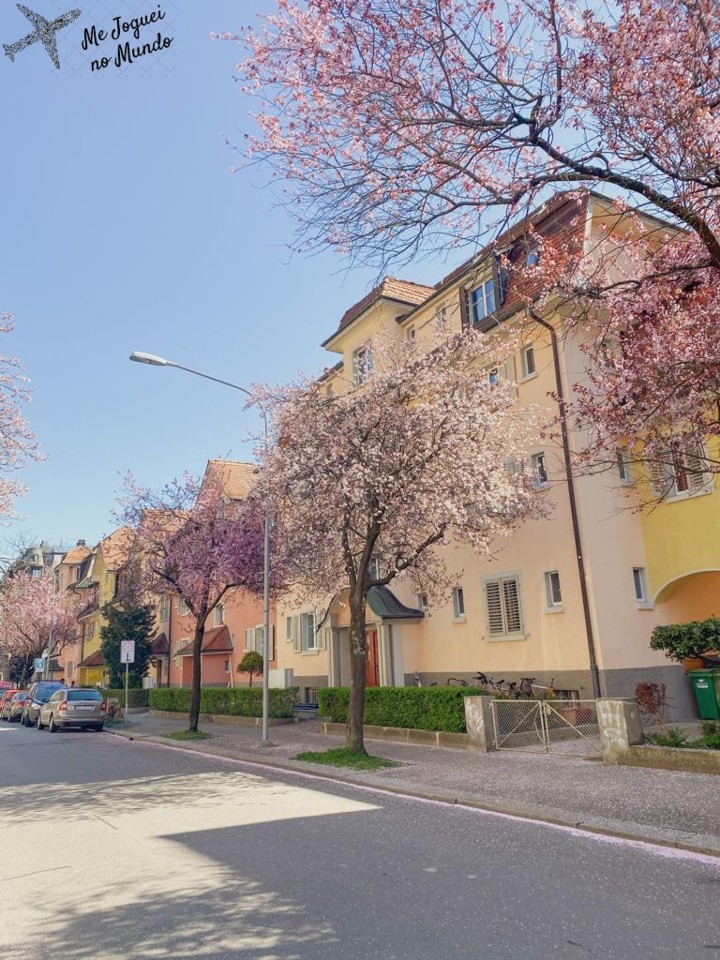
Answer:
(1, 721, 719, 960)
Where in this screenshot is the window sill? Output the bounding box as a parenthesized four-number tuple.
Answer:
(662, 487, 714, 503)
(301, 648, 321, 656)
(544, 606, 564, 614)
(636, 601, 655, 611)
(519, 371, 538, 384)
(451, 616, 466, 624)
(485, 633, 528, 642)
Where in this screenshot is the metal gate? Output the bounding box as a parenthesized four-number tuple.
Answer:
(490, 699, 602, 757)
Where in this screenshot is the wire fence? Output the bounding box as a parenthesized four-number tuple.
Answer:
(491, 699, 602, 757)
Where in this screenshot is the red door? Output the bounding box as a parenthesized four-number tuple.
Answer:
(365, 630, 379, 687)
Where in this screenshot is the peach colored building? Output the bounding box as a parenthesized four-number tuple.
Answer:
(274, 192, 716, 718)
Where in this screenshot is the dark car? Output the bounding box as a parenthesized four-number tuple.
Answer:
(38, 688, 106, 732)
(0, 689, 17, 718)
(3, 691, 27, 722)
(21, 682, 65, 727)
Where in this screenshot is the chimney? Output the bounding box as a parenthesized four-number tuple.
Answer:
(76, 539, 86, 547)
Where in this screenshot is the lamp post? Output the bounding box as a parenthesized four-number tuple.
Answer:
(129, 351, 273, 746)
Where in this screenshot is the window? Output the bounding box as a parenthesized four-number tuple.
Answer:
(352, 344, 373, 386)
(158, 596, 170, 622)
(87, 621, 95, 639)
(286, 613, 326, 653)
(178, 599, 189, 616)
(633, 567, 649, 604)
(484, 575, 524, 639)
(213, 603, 224, 627)
(435, 306, 448, 329)
(616, 448, 633, 484)
(406, 326, 416, 343)
(488, 367, 499, 386)
(544, 571, 563, 608)
(526, 246, 539, 267)
(301, 613, 317, 651)
(470, 278, 496, 325)
(521, 345, 536, 378)
(326, 383, 334, 400)
(224, 659, 230, 673)
(530, 452, 549, 488)
(452, 587, 465, 620)
(648, 444, 709, 499)
(416, 593, 428, 611)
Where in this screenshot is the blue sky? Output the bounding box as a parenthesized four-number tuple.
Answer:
(0, 0, 452, 553)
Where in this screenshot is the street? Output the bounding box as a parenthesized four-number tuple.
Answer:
(2, 721, 719, 960)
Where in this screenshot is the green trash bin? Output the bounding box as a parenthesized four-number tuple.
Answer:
(688, 669, 720, 720)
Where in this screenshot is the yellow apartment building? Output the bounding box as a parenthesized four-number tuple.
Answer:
(275, 191, 716, 719)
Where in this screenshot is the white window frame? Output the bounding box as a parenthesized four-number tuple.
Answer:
(213, 603, 225, 627)
(301, 613, 317, 652)
(416, 593, 429, 612)
(648, 444, 710, 500)
(544, 571, 563, 611)
(633, 567, 653, 608)
(530, 452, 549, 489)
(470, 277, 496, 325)
(435, 305, 448, 330)
(483, 574, 525, 641)
(178, 598, 189, 616)
(520, 344, 536, 379)
(352, 344, 373, 387)
(452, 586, 465, 621)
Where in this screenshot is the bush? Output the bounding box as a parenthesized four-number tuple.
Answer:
(102, 688, 149, 708)
(650, 616, 720, 663)
(149, 686, 299, 719)
(317, 686, 488, 733)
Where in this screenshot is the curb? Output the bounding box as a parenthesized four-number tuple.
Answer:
(107, 728, 720, 860)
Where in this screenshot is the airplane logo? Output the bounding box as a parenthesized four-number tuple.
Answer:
(3, 4, 81, 69)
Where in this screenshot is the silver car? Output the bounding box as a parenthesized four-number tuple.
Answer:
(38, 688, 106, 732)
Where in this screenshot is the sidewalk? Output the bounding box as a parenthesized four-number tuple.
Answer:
(108, 712, 720, 857)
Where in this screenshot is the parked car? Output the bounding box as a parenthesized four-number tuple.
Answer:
(21, 681, 65, 727)
(37, 688, 106, 733)
(0, 689, 17, 719)
(3, 691, 27, 722)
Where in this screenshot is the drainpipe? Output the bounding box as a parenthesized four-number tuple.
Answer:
(528, 307, 602, 699)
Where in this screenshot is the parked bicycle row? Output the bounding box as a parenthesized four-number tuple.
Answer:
(0, 680, 106, 732)
(413, 671, 568, 699)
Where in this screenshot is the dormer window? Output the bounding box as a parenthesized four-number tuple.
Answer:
(470, 278, 496, 325)
(352, 344, 373, 387)
(526, 246, 539, 267)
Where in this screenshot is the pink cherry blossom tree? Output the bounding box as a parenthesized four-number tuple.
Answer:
(122, 472, 266, 732)
(0, 313, 42, 517)
(257, 330, 543, 754)
(0, 569, 80, 683)
(219, 0, 720, 482)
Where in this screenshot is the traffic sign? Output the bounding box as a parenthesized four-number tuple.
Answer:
(120, 641, 136, 664)
(34, 658, 45, 672)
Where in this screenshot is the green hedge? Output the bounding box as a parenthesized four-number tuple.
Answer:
(149, 686, 299, 719)
(102, 688, 149, 708)
(318, 686, 489, 733)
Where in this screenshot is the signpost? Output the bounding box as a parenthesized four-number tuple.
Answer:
(120, 640, 135, 725)
(34, 658, 45, 674)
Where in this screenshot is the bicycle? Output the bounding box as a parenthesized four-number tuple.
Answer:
(518, 676, 556, 699)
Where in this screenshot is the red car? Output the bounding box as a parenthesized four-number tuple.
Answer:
(0, 689, 21, 720)
(2, 691, 27, 722)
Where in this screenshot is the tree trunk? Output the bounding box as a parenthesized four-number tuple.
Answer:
(346, 593, 368, 755)
(188, 619, 205, 733)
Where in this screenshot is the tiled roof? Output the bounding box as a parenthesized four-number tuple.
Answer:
(336, 278, 435, 333)
(77, 650, 105, 668)
(201, 625, 233, 653)
(60, 545, 91, 566)
(151, 632, 168, 655)
(204, 461, 257, 501)
(99, 527, 134, 571)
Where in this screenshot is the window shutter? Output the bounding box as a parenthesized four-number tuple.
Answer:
(292, 615, 302, 653)
(647, 459, 668, 496)
(502, 578, 522, 633)
(266, 625, 276, 662)
(243, 628, 253, 652)
(285, 616, 293, 642)
(503, 356, 517, 397)
(459, 285, 469, 329)
(685, 447, 707, 493)
(485, 579, 505, 636)
(318, 628, 330, 651)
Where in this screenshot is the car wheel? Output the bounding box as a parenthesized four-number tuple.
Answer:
(48, 714, 57, 733)
(37, 715, 44, 730)
(22, 712, 30, 727)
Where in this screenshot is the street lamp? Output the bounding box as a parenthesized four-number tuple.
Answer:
(129, 351, 273, 746)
